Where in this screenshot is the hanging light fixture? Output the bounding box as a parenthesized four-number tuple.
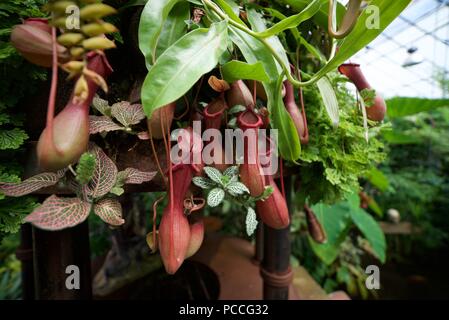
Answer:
(403, 47, 424, 67)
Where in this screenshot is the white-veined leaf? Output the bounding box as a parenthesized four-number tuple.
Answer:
(203, 166, 223, 185)
(207, 188, 225, 207)
(245, 207, 258, 236)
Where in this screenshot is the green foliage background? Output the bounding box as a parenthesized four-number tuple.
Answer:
(0, 0, 48, 240)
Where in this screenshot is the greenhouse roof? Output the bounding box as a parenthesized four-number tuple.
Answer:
(349, 0, 449, 98)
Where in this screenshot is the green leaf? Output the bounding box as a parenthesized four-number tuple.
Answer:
(138, 0, 182, 66)
(0, 128, 28, 150)
(207, 188, 225, 207)
(203, 166, 223, 185)
(245, 207, 258, 236)
(381, 130, 422, 145)
(142, 20, 228, 118)
(350, 206, 386, 263)
(228, 21, 301, 161)
(215, 0, 244, 25)
(223, 165, 239, 177)
(92, 95, 111, 116)
(386, 97, 449, 118)
(272, 74, 302, 160)
(222, 60, 269, 83)
(192, 176, 215, 189)
(309, 201, 351, 265)
(365, 167, 389, 192)
(226, 181, 249, 195)
(228, 104, 247, 114)
(246, 8, 289, 74)
(277, 0, 346, 30)
(316, 77, 339, 126)
(256, 0, 322, 38)
(312, 0, 412, 83)
(155, 1, 190, 58)
(76, 153, 97, 185)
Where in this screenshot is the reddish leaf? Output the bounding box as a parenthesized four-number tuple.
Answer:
(0, 172, 60, 197)
(111, 102, 145, 127)
(83, 144, 118, 198)
(94, 198, 124, 226)
(89, 116, 124, 134)
(25, 195, 91, 230)
(117, 168, 157, 185)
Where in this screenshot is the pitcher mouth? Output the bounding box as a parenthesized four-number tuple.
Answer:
(237, 109, 263, 129)
(203, 98, 227, 119)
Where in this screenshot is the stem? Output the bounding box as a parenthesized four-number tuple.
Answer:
(47, 27, 60, 154)
(202, 0, 320, 87)
(68, 165, 77, 176)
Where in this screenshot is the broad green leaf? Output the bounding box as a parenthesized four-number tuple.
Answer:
(316, 77, 339, 126)
(365, 167, 389, 192)
(386, 97, 449, 118)
(142, 21, 228, 118)
(94, 198, 124, 226)
(221, 60, 269, 83)
(276, 0, 345, 28)
(381, 130, 422, 145)
(261, 6, 326, 63)
(155, 1, 190, 58)
(215, 0, 244, 25)
(257, 0, 322, 38)
(350, 206, 386, 263)
(138, 0, 182, 66)
(245, 207, 258, 236)
(312, 0, 412, 83)
(229, 14, 301, 161)
(246, 8, 289, 74)
(309, 201, 351, 265)
(25, 195, 91, 231)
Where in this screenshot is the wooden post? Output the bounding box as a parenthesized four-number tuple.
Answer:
(260, 177, 293, 300)
(32, 221, 92, 300)
(16, 224, 35, 300)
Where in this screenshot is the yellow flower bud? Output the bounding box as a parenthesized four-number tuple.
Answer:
(82, 36, 115, 50)
(57, 32, 84, 47)
(80, 3, 117, 20)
